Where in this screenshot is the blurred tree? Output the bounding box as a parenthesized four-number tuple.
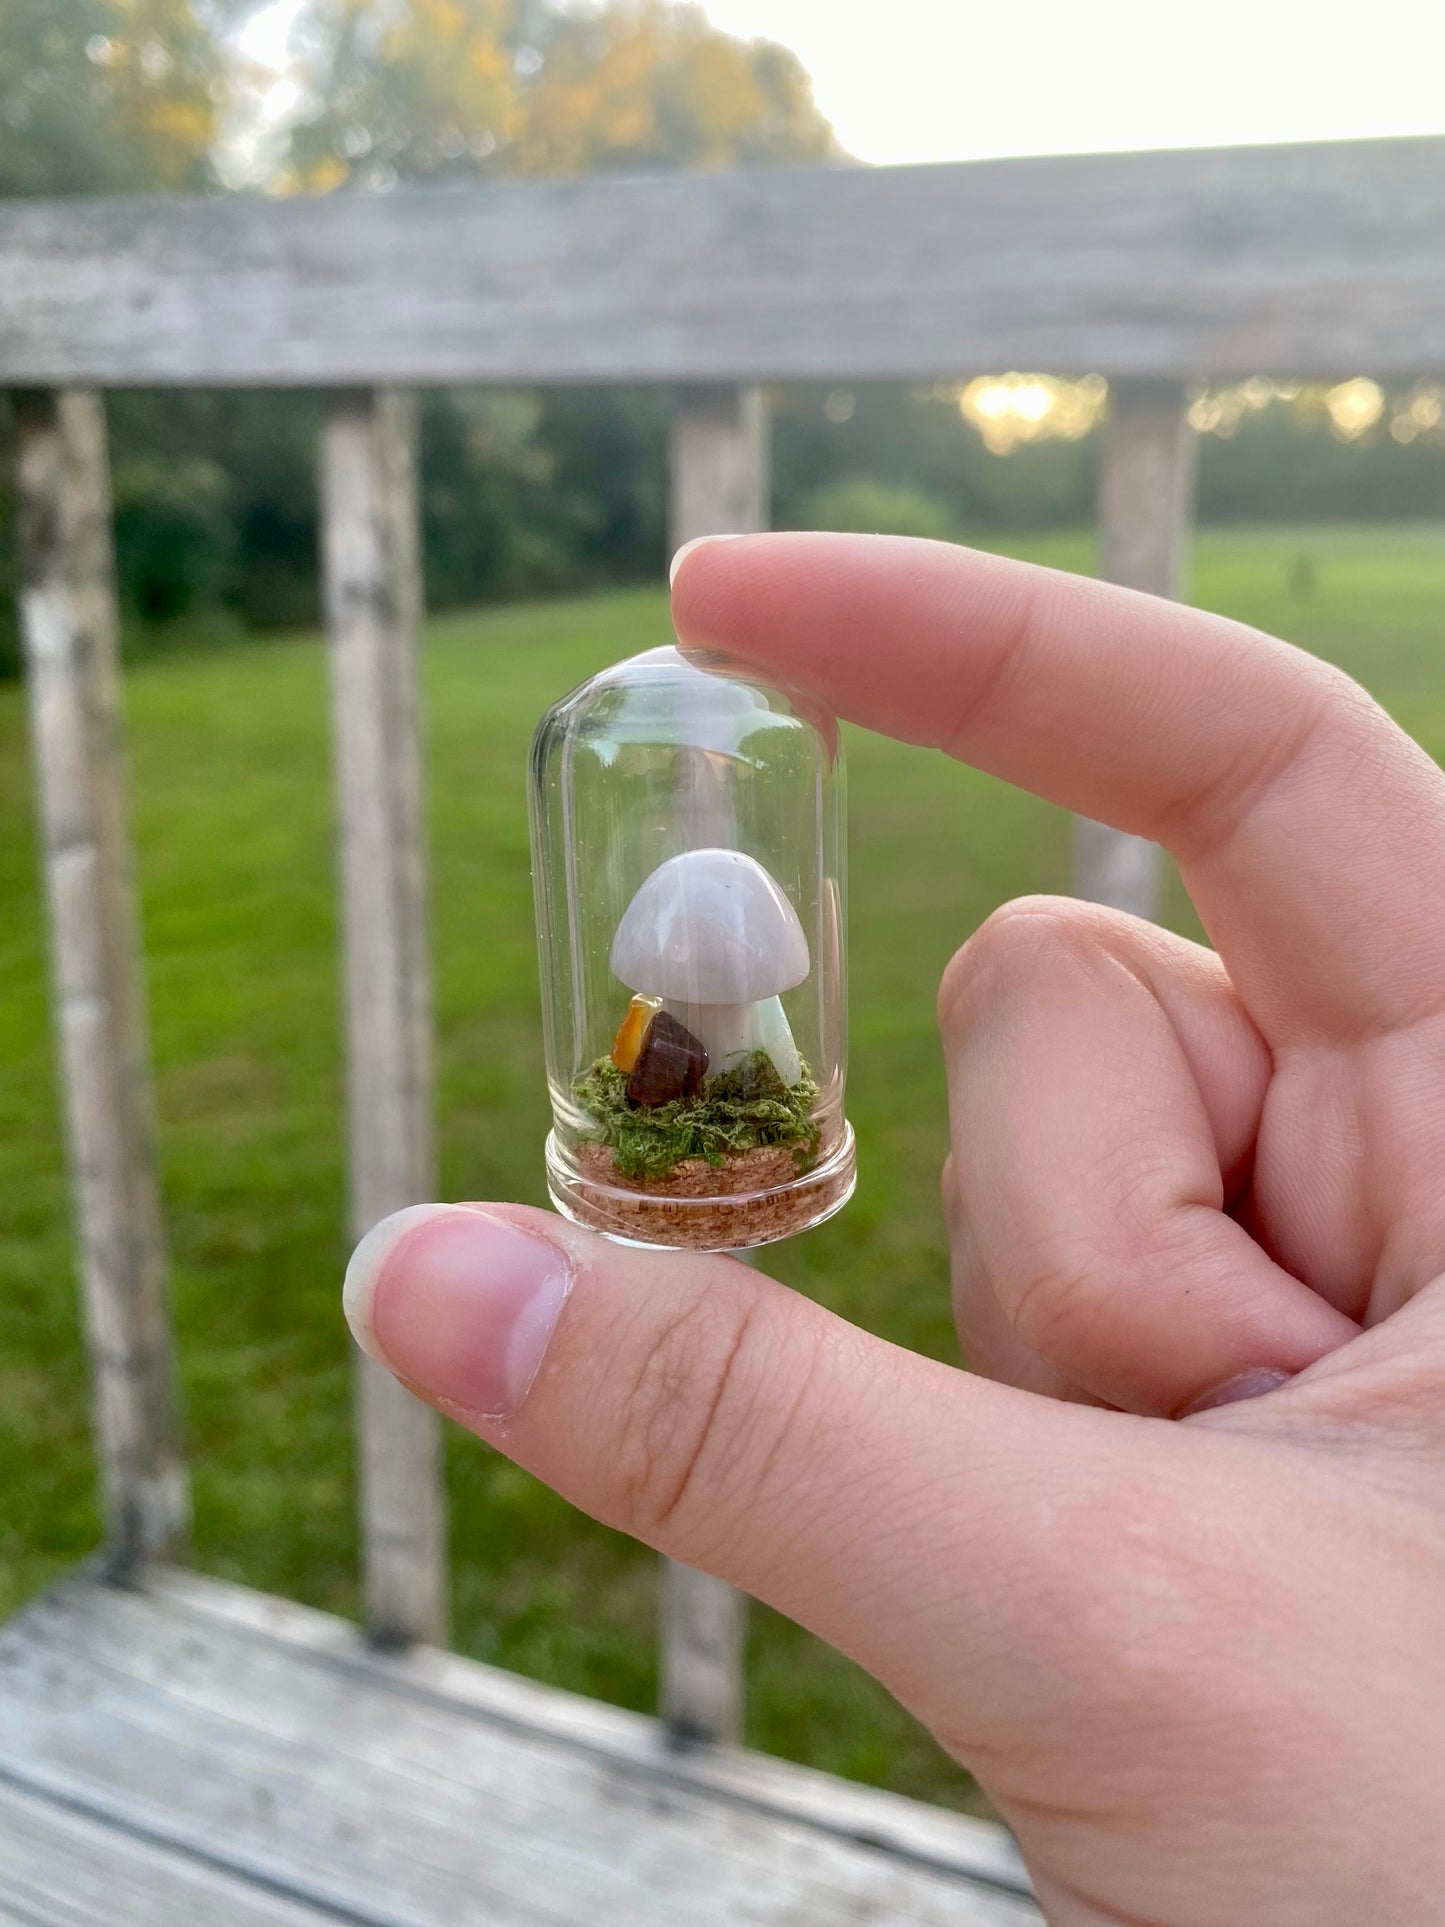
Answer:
(800, 477, 958, 542)
(0, 0, 242, 668)
(0, 0, 232, 195)
(283, 0, 836, 191)
(771, 382, 1100, 537)
(420, 383, 674, 607)
(5, 0, 1440, 681)
(112, 449, 235, 620)
(272, 0, 836, 614)
(0, 0, 837, 672)
(1194, 400, 1445, 524)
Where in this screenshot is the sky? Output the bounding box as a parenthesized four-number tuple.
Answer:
(238, 0, 1445, 169)
(697, 0, 1445, 165)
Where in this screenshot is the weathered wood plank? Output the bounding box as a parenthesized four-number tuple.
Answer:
(1, 139, 1441, 386)
(1073, 381, 1198, 918)
(320, 389, 446, 1648)
(0, 1571, 1039, 1925)
(658, 388, 769, 1747)
(1098, 383, 1198, 598)
(660, 1558, 747, 1747)
(669, 384, 770, 544)
(0, 1779, 333, 1927)
(143, 1564, 1032, 1893)
(13, 390, 188, 1571)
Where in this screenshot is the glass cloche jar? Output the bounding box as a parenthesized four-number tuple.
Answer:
(528, 645, 853, 1251)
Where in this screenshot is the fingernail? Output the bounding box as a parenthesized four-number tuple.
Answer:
(342, 1204, 572, 1420)
(669, 531, 743, 587)
(1181, 1367, 1293, 1418)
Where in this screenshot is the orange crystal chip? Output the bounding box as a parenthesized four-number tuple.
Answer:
(611, 993, 663, 1073)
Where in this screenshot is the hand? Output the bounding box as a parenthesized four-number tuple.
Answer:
(343, 534, 1445, 1927)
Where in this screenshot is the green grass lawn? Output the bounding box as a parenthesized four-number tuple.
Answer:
(2, 521, 1442, 1814)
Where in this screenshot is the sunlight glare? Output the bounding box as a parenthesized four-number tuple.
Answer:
(953, 374, 1108, 455)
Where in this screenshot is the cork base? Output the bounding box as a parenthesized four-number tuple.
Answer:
(545, 1125, 855, 1251)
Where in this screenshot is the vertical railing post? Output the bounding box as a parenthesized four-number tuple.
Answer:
(669, 384, 770, 550)
(1074, 381, 1198, 916)
(658, 384, 769, 1747)
(322, 388, 448, 1648)
(15, 388, 189, 1573)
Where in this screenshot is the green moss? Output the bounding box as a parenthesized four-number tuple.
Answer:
(574, 1050, 822, 1182)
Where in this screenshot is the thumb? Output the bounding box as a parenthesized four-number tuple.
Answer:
(341, 1201, 1151, 1743)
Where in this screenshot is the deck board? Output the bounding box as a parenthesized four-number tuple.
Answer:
(0, 1569, 1038, 1926)
(0, 1778, 330, 1927)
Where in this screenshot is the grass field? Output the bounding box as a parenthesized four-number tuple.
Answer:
(2, 522, 1443, 1813)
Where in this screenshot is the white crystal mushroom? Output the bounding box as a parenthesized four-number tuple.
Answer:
(610, 849, 809, 1086)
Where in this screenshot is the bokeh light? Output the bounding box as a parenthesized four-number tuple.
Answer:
(1324, 378, 1385, 440)
(1187, 377, 1445, 449)
(947, 372, 1108, 454)
(931, 373, 1445, 457)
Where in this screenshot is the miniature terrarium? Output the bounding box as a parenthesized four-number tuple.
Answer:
(528, 646, 853, 1250)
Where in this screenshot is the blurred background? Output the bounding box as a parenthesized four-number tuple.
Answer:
(2, 0, 1443, 1818)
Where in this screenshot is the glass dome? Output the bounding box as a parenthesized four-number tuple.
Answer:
(528, 645, 853, 1251)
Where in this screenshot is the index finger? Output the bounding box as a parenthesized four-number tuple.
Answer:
(672, 532, 1445, 1044)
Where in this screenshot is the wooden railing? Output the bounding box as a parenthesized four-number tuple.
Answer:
(5, 135, 1441, 1747)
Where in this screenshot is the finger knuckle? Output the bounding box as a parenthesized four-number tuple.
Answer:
(937, 895, 1121, 1041)
(1153, 652, 1404, 870)
(612, 1281, 794, 1553)
(1007, 1230, 1128, 1367)
(1007, 1192, 1183, 1372)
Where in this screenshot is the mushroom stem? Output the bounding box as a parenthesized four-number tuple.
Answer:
(662, 995, 802, 1088)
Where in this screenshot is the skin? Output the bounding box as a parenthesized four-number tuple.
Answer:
(345, 534, 1445, 1926)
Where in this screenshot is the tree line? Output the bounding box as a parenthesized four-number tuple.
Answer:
(1, 0, 1441, 672)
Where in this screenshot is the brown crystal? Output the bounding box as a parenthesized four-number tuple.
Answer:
(625, 1010, 708, 1106)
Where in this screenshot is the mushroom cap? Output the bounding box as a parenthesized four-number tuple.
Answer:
(611, 849, 810, 1003)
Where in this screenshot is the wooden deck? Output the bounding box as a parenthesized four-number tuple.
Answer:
(0, 1568, 1039, 1926)
(11, 143, 1431, 1925)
